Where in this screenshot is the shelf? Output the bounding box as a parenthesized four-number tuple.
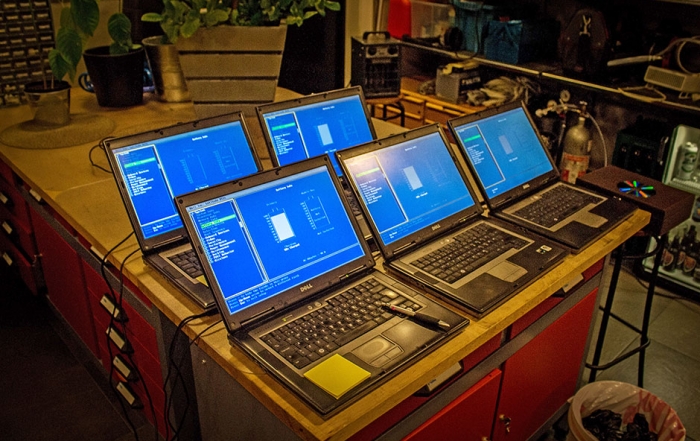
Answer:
(401, 41, 700, 116)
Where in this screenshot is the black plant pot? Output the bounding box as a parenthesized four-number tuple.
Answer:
(82, 46, 145, 107)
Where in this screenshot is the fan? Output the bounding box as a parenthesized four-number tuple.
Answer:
(617, 180, 656, 198)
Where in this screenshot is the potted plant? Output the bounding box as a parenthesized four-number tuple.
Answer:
(142, 0, 340, 117)
(49, 0, 146, 108)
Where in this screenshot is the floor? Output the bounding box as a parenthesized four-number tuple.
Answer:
(1, 258, 698, 441)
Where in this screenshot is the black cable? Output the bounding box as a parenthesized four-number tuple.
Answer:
(99, 237, 141, 441)
(89, 142, 112, 174)
(162, 309, 217, 440)
(168, 318, 222, 441)
(114, 248, 161, 441)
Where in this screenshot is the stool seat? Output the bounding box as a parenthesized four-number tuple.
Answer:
(366, 95, 405, 127)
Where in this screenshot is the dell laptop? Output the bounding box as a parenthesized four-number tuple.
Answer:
(336, 124, 568, 317)
(448, 101, 636, 252)
(256, 86, 377, 233)
(175, 155, 468, 415)
(104, 112, 261, 310)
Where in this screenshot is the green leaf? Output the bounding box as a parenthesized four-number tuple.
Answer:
(325, 1, 341, 11)
(141, 12, 164, 22)
(70, 0, 99, 37)
(204, 8, 230, 27)
(55, 27, 83, 67)
(180, 17, 202, 38)
(48, 49, 76, 82)
(108, 13, 133, 49)
(109, 42, 130, 55)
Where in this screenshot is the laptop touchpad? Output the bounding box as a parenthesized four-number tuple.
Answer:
(353, 336, 401, 367)
(576, 211, 607, 228)
(487, 261, 527, 282)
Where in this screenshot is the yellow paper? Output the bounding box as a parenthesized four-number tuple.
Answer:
(303, 354, 371, 399)
(196, 275, 208, 287)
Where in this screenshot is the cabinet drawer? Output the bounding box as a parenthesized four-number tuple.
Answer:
(405, 369, 501, 441)
(403, 115, 425, 129)
(94, 309, 164, 388)
(1, 235, 40, 295)
(0, 176, 31, 230)
(0, 211, 36, 257)
(0, 160, 15, 184)
(85, 265, 160, 362)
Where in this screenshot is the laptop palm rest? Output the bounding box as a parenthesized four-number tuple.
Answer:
(487, 261, 527, 282)
(353, 321, 436, 367)
(576, 211, 607, 228)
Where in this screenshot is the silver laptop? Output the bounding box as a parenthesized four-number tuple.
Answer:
(448, 101, 636, 252)
(175, 155, 468, 415)
(104, 112, 261, 309)
(337, 124, 568, 317)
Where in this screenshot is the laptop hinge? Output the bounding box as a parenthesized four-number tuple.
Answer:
(394, 241, 416, 255)
(240, 307, 275, 328)
(159, 235, 187, 247)
(340, 265, 367, 280)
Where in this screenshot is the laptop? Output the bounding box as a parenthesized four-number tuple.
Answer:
(104, 112, 261, 310)
(256, 86, 377, 233)
(447, 101, 637, 252)
(175, 155, 468, 415)
(336, 124, 568, 317)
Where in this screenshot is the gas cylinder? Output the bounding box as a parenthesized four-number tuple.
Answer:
(559, 102, 591, 184)
(387, 0, 411, 39)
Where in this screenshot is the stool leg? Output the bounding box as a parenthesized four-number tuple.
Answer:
(637, 234, 666, 388)
(588, 246, 623, 383)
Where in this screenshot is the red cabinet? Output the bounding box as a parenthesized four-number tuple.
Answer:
(492, 288, 598, 440)
(30, 207, 99, 358)
(405, 369, 502, 441)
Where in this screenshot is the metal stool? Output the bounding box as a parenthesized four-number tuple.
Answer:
(586, 234, 665, 388)
(367, 95, 405, 127)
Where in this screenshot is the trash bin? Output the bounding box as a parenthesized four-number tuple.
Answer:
(567, 381, 686, 441)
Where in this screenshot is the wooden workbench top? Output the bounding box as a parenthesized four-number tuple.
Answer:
(0, 88, 651, 441)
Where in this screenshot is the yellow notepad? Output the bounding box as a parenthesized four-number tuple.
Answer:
(303, 354, 371, 399)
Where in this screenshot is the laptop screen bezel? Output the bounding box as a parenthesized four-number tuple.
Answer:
(175, 155, 376, 333)
(447, 101, 561, 211)
(337, 124, 483, 260)
(104, 112, 262, 253)
(255, 86, 377, 174)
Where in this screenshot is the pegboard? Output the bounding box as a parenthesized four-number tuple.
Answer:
(0, 0, 56, 107)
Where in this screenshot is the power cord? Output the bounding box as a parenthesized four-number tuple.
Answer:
(99, 233, 160, 441)
(162, 309, 218, 440)
(167, 317, 222, 441)
(89, 137, 114, 174)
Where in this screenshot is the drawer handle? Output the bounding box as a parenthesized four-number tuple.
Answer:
(2, 221, 13, 236)
(116, 382, 143, 409)
(113, 354, 137, 381)
(2, 251, 13, 267)
(106, 326, 132, 353)
(0, 191, 11, 207)
(100, 294, 127, 322)
(28, 188, 42, 203)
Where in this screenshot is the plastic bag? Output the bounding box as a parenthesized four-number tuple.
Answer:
(567, 381, 686, 441)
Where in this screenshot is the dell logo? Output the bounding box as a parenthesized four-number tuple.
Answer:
(522, 184, 530, 189)
(431, 224, 441, 231)
(300, 284, 313, 292)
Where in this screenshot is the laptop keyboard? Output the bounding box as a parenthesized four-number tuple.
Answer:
(261, 278, 418, 369)
(167, 249, 204, 279)
(513, 185, 603, 228)
(411, 223, 528, 284)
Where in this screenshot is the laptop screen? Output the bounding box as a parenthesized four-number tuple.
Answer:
(341, 128, 476, 247)
(450, 105, 554, 199)
(110, 117, 259, 242)
(258, 88, 375, 177)
(183, 164, 367, 317)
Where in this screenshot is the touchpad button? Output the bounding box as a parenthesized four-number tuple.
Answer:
(487, 261, 527, 282)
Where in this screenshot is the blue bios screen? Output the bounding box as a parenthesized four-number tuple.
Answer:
(113, 121, 258, 240)
(186, 166, 366, 316)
